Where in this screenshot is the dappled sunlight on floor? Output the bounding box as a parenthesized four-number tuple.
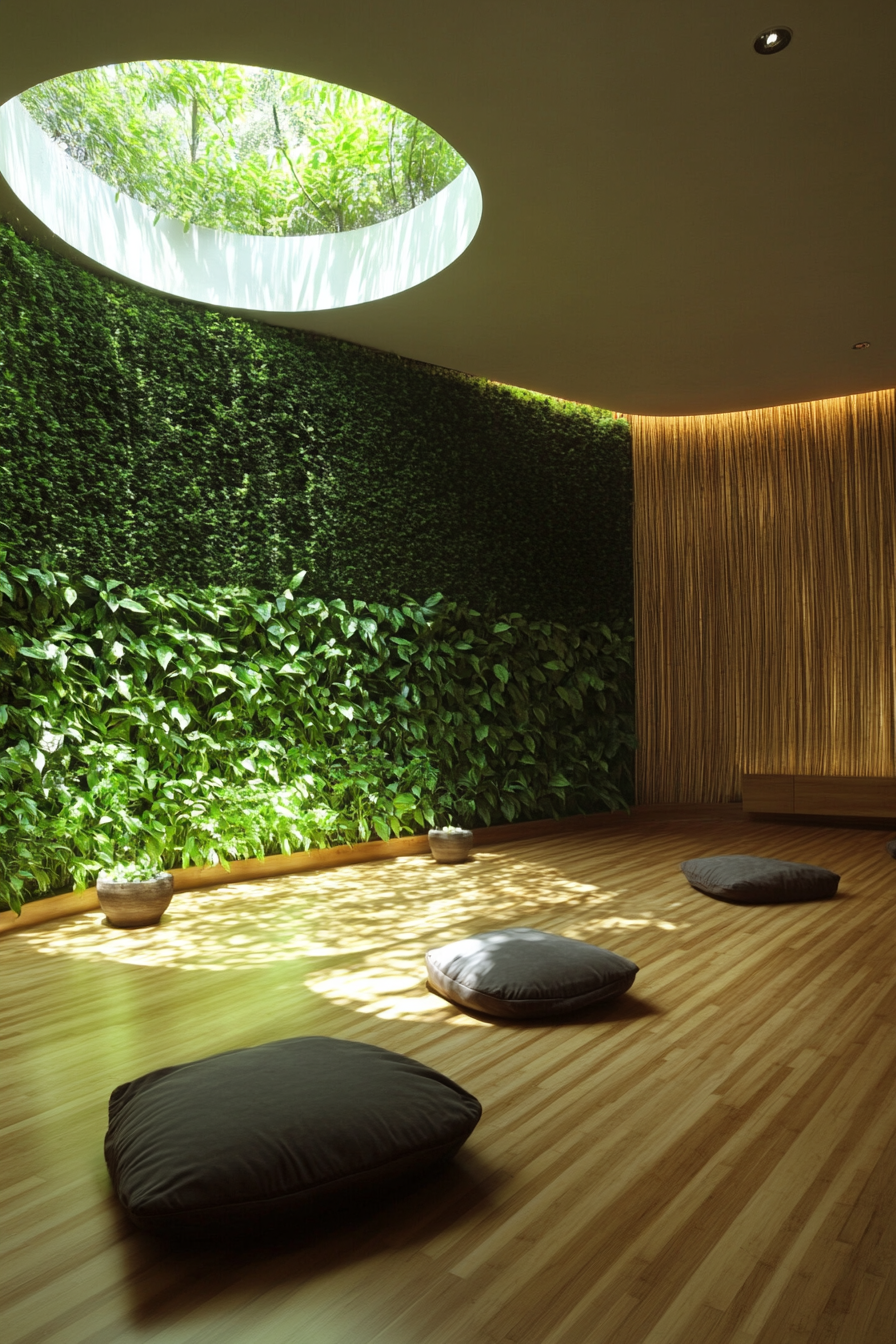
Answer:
(18, 846, 688, 1020)
(303, 950, 485, 1025)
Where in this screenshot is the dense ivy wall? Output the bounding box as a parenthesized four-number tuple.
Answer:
(0, 221, 636, 911)
(0, 557, 634, 911)
(0, 221, 632, 622)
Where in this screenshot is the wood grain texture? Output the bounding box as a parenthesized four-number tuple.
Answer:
(741, 775, 795, 814)
(3, 816, 896, 1343)
(743, 775, 896, 819)
(631, 390, 896, 804)
(791, 776, 896, 819)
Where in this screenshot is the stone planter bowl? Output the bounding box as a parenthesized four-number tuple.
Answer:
(96, 873, 174, 928)
(428, 829, 474, 864)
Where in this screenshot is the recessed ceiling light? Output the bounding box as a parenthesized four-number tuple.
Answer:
(754, 27, 792, 54)
(853, 341, 871, 350)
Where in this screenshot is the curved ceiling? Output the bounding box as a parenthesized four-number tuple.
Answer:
(1, 1, 893, 415)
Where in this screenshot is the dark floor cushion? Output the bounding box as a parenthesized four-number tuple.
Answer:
(425, 927, 639, 1018)
(887, 838, 896, 860)
(681, 854, 840, 904)
(105, 1036, 482, 1234)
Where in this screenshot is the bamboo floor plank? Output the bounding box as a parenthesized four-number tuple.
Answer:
(2, 817, 896, 1343)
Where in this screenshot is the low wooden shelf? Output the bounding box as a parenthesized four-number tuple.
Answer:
(742, 772, 896, 818)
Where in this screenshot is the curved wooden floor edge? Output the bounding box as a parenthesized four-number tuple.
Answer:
(0, 802, 745, 936)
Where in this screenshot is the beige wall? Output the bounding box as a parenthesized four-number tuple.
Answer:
(631, 390, 896, 804)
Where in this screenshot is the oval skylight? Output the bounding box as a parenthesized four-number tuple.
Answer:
(0, 60, 482, 312)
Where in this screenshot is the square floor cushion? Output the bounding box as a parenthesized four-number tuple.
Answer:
(681, 854, 840, 904)
(105, 1036, 482, 1234)
(425, 927, 639, 1018)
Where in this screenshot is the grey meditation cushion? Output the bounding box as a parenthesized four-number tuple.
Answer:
(105, 1036, 482, 1234)
(681, 854, 840, 904)
(425, 927, 639, 1018)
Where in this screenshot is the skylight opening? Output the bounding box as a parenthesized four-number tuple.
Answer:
(19, 60, 467, 238)
(0, 61, 482, 312)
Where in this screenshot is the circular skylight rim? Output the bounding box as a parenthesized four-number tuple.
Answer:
(0, 73, 482, 313)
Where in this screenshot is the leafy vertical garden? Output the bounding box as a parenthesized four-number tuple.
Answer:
(0, 221, 634, 913)
(0, 562, 633, 911)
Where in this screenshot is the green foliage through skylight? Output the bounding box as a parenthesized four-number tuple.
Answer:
(20, 60, 466, 236)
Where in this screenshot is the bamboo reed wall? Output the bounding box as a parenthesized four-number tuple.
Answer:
(631, 390, 896, 804)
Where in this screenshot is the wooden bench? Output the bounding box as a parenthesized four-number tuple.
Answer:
(742, 773, 896, 819)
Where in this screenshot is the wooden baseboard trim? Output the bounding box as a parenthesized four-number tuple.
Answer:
(7, 802, 805, 937)
(0, 886, 105, 933)
(631, 802, 746, 822)
(471, 808, 633, 845)
(0, 808, 638, 937)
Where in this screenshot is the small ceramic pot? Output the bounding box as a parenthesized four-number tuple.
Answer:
(428, 829, 474, 864)
(96, 873, 174, 928)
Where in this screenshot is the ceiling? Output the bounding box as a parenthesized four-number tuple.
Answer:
(2, 1, 893, 415)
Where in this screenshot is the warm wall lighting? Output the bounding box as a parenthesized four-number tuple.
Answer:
(754, 27, 792, 54)
(853, 341, 871, 350)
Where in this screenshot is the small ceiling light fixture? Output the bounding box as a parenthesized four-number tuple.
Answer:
(853, 341, 871, 350)
(754, 27, 792, 54)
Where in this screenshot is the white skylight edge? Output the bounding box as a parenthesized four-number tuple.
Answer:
(0, 95, 482, 311)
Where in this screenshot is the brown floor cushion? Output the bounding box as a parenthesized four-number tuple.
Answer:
(105, 1036, 482, 1235)
(681, 854, 840, 904)
(425, 927, 639, 1018)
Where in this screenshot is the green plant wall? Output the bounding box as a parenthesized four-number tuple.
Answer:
(0, 557, 634, 912)
(0, 221, 635, 912)
(0, 221, 632, 622)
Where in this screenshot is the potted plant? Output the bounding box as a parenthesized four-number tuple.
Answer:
(96, 859, 174, 928)
(427, 823, 475, 864)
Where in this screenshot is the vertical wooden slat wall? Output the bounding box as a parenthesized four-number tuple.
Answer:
(630, 390, 896, 803)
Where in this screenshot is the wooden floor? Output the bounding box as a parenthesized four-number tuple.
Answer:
(2, 817, 896, 1344)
